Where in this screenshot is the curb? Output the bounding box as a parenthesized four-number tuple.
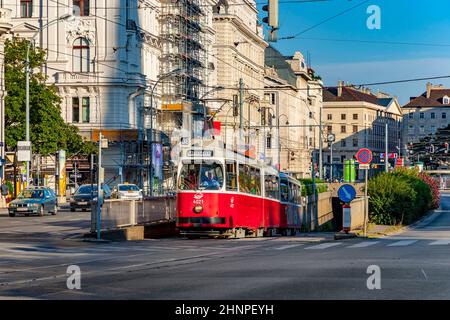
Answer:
(358, 208, 442, 239)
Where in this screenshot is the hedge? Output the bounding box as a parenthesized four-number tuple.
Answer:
(368, 168, 435, 225)
(299, 178, 328, 196)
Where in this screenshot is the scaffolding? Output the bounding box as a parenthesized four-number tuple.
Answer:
(159, 0, 208, 134)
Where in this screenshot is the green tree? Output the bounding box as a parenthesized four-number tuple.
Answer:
(4, 38, 95, 156)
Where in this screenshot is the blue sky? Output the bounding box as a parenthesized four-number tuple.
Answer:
(257, 0, 450, 105)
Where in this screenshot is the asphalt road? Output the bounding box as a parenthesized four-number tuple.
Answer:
(0, 194, 449, 299)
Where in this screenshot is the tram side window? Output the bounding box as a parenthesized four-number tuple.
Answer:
(289, 183, 300, 204)
(265, 176, 279, 200)
(226, 162, 238, 191)
(238, 165, 261, 195)
(280, 179, 289, 202)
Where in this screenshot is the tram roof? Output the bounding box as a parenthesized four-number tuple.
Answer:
(180, 146, 280, 175)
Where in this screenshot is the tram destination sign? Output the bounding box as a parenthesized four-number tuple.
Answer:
(187, 150, 214, 157)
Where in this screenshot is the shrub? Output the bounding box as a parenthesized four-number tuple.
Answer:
(418, 172, 440, 209)
(368, 168, 434, 225)
(299, 178, 328, 196)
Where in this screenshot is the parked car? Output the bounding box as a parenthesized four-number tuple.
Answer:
(112, 183, 143, 201)
(70, 184, 112, 212)
(8, 187, 58, 217)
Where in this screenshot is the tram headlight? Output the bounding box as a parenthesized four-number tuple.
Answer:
(193, 205, 203, 214)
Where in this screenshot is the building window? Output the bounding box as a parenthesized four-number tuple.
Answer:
(309, 137, 313, 146)
(73, 97, 90, 123)
(72, 98, 80, 123)
(73, 0, 90, 16)
(419, 112, 424, 119)
(443, 112, 447, 119)
(21, 0, 33, 18)
(341, 114, 346, 120)
(265, 93, 276, 105)
(353, 125, 358, 133)
(341, 139, 346, 147)
(309, 111, 313, 119)
(353, 138, 358, 147)
(327, 125, 332, 133)
(431, 125, 436, 134)
(73, 38, 90, 72)
(341, 125, 346, 133)
(409, 112, 413, 119)
(266, 134, 272, 149)
(408, 125, 414, 135)
(444, 96, 450, 105)
(353, 114, 358, 120)
(327, 114, 332, 120)
(309, 125, 313, 132)
(419, 126, 425, 134)
(431, 112, 435, 119)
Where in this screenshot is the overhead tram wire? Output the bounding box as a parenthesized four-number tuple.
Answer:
(278, 0, 371, 40)
(38, 0, 333, 10)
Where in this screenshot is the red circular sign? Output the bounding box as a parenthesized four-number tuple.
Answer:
(356, 148, 373, 164)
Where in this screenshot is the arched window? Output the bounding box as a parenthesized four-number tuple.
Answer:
(73, 38, 90, 72)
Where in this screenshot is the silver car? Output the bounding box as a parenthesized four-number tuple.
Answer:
(112, 184, 143, 200)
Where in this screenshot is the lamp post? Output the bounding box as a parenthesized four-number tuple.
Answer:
(25, 13, 74, 186)
(147, 68, 182, 197)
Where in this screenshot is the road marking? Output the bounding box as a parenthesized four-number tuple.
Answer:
(429, 239, 450, 245)
(305, 242, 342, 250)
(346, 241, 380, 248)
(273, 244, 302, 250)
(387, 240, 418, 247)
(421, 268, 428, 280)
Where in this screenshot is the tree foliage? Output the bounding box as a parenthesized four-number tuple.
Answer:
(4, 38, 95, 156)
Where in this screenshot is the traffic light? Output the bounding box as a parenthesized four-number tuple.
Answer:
(262, 0, 279, 29)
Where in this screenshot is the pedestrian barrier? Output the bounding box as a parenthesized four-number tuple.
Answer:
(91, 196, 176, 232)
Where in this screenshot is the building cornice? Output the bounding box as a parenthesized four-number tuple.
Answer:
(213, 15, 267, 48)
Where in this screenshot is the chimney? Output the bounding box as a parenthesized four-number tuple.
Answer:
(337, 80, 344, 97)
(426, 82, 432, 98)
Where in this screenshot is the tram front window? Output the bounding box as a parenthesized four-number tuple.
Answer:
(179, 162, 224, 190)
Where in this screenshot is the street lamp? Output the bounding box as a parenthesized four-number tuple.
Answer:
(25, 13, 74, 186)
(148, 68, 182, 197)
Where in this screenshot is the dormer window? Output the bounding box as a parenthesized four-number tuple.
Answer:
(443, 96, 450, 105)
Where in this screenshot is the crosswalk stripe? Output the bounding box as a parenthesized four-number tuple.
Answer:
(346, 241, 380, 248)
(429, 240, 450, 245)
(273, 244, 302, 250)
(305, 242, 342, 250)
(387, 240, 418, 247)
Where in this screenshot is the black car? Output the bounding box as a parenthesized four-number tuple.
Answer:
(70, 184, 112, 212)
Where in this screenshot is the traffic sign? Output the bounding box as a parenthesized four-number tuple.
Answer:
(360, 164, 370, 170)
(356, 148, 373, 164)
(338, 184, 357, 204)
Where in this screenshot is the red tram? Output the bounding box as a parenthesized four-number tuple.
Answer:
(176, 147, 304, 238)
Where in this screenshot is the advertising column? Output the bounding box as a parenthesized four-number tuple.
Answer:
(58, 150, 66, 202)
